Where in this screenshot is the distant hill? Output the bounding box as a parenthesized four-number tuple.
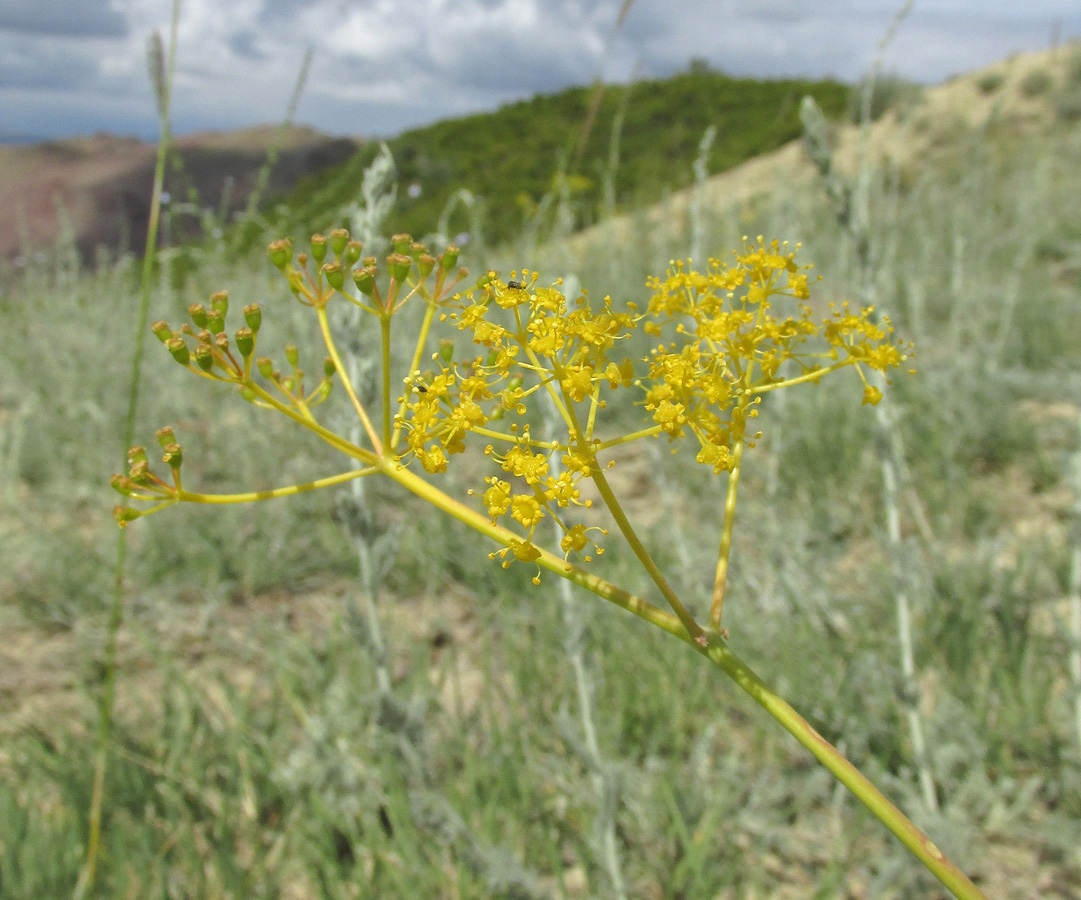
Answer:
(0, 126, 361, 266)
(272, 67, 852, 249)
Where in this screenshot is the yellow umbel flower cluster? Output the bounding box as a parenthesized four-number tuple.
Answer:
(396, 237, 908, 567)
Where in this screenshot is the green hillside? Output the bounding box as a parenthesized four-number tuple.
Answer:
(275, 66, 851, 247)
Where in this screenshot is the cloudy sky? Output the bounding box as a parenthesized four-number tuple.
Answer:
(1, 0, 1079, 143)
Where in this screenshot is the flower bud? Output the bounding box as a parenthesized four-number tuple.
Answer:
(162, 442, 182, 469)
(387, 253, 412, 282)
(329, 228, 350, 256)
(391, 233, 412, 254)
(310, 233, 328, 262)
(207, 310, 226, 334)
(352, 266, 376, 295)
(194, 344, 214, 372)
(439, 339, 455, 363)
(155, 426, 176, 449)
(287, 269, 305, 295)
(267, 238, 293, 270)
(323, 261, 344, 291)
(209, 290, 228, 317)
(166, 337, 190, 366)
(476, 271, 496, 290)
(342, 241, 363, 267)
(285, 345, 299, 369)
(151, 320, 174, 342)
(417, 254, 436, 278)
(256, 357, 274, 379)
(188, 303, 208, 329)
(234, 326, 254, 358)
(239, 385, 257, 402)
(440, 245, 459, 270)
(324, 357, 336, 378)
(243, 303, 262, 333)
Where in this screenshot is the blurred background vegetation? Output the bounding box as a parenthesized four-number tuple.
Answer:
(1, 44, 1080, 900)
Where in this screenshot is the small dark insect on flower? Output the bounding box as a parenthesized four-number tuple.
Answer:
(416, 385, 428, 394)
(506, 280, 525, 290)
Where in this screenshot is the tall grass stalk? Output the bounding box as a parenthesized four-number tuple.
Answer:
(546, 393, 627, 900)
(689, 125, 717, 268)
(75, 4, 180, 896)
(1069, 410, 1081, 751)
(799, 0, 939, 815)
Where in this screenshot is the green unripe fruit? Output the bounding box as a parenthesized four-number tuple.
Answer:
(387, 253, 412, 282)
(209, 290, 228, 317)
(323, 262, 344, 291)
(188, 303, 208, 329)
(151, 320, 174, 342)
(243, 303, 262, 333)
(235, 326, 254, 358)
(155, 426, 176, 448)
(110, 474, 135, 497)
(166, 337, 190, 366)
(310, 233, 328, 263)
(114, 506, 141, 526)
(256, 357, 274, 379)
(328, 228, 350, 256)
(162, 443, 183, 469)
(440, 245, 459, 270)
(342, 241, 363, 266)
(352, 266, 377, 296)
(194, 344, 214, 372)
(267, 238, 293, 270)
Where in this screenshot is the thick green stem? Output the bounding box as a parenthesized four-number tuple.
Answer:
(695, 638, 986, 900)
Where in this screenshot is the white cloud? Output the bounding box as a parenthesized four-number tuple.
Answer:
(0, 0, 1077, 141)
